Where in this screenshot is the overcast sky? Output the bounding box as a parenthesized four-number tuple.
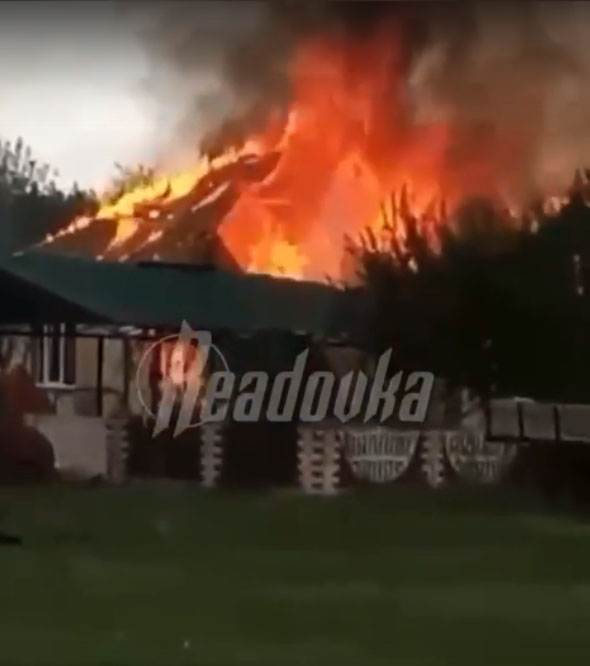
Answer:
(0, 1, 172, 191)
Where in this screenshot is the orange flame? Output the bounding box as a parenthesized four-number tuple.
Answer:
(44, 24, 572, 281)
(216, 30, 453, 281)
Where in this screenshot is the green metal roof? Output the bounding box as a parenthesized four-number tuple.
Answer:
(0, 252, 364, 337)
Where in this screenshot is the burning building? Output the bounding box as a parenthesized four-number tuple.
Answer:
(35, 2, 590, 283)
(4, 2, 590, 488)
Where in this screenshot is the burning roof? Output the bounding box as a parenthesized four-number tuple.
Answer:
(41, 151, 281, 270)
(37, 4, 590, 282)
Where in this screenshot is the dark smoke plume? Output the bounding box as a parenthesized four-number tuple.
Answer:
(140, 1, 590, 200)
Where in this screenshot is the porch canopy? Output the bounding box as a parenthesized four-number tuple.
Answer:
(0, 252, 365, 339)
(0, 256, 102, 325)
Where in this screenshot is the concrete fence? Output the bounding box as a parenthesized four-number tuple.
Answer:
(296, 424, 518, 495)
(24, 399, 590, 494)
(485, 399, 590, 443)
(25, 413, 130, 483)
(26, 414, 111, 480)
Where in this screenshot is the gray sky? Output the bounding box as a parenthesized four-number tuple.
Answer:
(0, 1, 170, 191)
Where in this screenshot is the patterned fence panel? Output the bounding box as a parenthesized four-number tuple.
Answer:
(344, 428, 419, 484)
(296, 424, 521, 494)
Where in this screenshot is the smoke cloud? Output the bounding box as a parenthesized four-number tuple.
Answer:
(409, 2, 590, 200)
(140, 1, 590, 201)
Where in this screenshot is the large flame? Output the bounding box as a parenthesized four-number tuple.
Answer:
(42, 25, 570, 281)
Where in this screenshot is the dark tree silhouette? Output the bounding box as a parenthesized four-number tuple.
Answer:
(355, 174, 590, 406)
(0, 137, 97, 254)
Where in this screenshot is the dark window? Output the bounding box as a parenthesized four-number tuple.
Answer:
(36, 324, 76, 386)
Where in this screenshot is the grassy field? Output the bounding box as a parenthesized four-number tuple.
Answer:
(1, 484, 590, 665)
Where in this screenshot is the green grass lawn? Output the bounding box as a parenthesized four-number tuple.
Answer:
(1, 483, 590, 665)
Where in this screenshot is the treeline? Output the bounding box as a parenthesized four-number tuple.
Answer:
(0, 137, 96, 254)
(356, 175, 590, 404)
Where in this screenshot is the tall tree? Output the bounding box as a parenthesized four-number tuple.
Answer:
(0, 137, 96, 254)
(355, 179, 590, 405)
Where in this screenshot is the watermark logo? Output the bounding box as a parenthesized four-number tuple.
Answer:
(136, 321, 435, 437)
(136, 322, 230, 437)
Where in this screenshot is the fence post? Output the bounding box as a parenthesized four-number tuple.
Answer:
(105, 416, 129, 485)
(322, 429, 341, 495)
(421, 430, 446, 488)
(200, 423, 223, 488)
(297, 426, 341, 495)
